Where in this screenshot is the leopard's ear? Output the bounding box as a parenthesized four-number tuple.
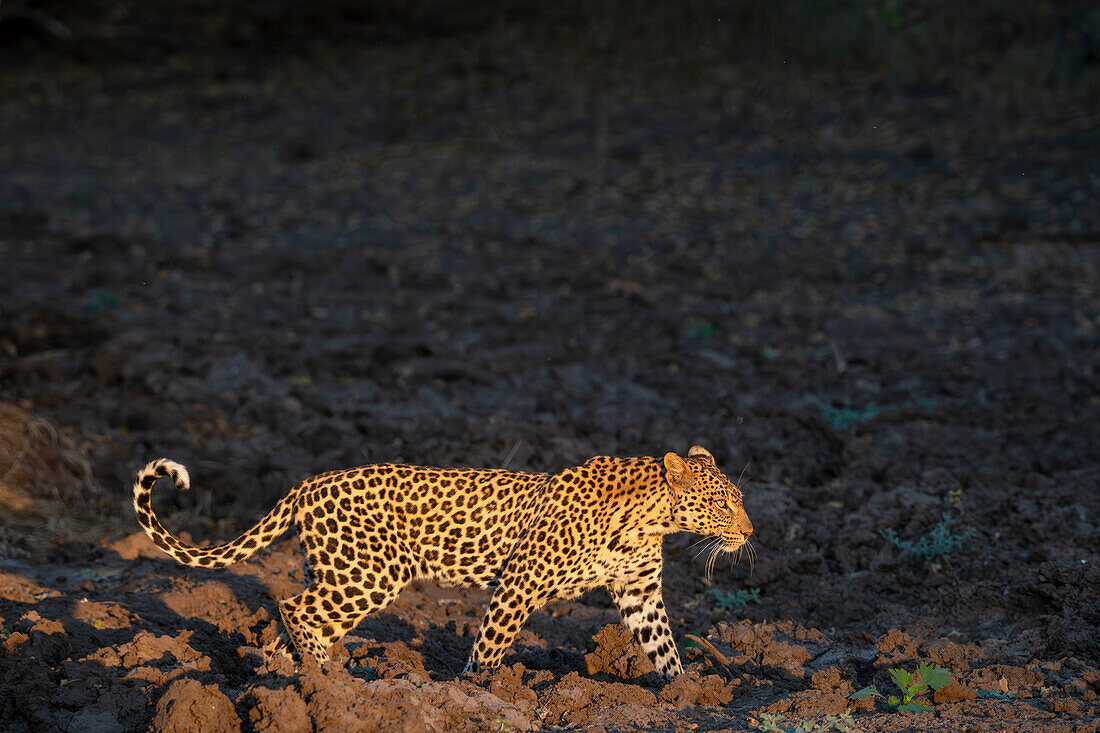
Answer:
(688, 445, 714, 462)
(663, 452, 692, 497)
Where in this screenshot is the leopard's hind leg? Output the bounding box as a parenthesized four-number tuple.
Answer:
(279, 526, 413, 663)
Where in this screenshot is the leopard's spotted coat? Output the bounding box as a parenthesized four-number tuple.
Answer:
(133, 445, 753, 676)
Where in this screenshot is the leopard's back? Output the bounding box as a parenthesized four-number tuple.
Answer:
(293, 463, 549, 588)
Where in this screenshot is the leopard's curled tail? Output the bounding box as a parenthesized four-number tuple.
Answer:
(132, 458, 295, 568)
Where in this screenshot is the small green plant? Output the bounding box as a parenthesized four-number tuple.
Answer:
(817, 402, 881, 430)
(947, 489, 964, 507)
(685, 322, 719, 340)
(818, 397, 939, 430)
(85, 290, 118, 314)
(880, 512, 975, 560)
(709, 587, 761, 611)
(751, 712, 854, 732)
(346, 657, 378, 680)
(977, 689, 1016, 699)
(851, 662, 951, 712)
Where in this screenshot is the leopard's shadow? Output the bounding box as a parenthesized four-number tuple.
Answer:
(346, 614, 589, 681)
(347, 615, 473, 678)
(350, 611, 417, 644)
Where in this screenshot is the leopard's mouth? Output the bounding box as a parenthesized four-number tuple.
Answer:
(699, 534, 757, 582)
(721, 534, 747, 551)
(722, 535, 757, 573)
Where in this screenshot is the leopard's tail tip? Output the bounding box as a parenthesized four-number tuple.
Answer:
(138, 458, 191, 492)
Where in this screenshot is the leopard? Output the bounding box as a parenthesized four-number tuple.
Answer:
(132, 445, 753, 677)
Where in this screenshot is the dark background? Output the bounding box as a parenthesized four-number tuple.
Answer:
(0, 1, 1098, 730)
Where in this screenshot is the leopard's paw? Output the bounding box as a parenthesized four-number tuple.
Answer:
(260, 635, 299, 673)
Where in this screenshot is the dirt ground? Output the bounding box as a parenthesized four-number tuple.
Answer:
(0, 2, 1098, 731)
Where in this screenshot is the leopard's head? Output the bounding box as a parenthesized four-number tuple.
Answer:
(664, 446, 753, 558)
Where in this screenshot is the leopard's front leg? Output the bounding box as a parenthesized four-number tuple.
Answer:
(608, 556, 683, 677)
(463, 580, 541, 674)
(463, 524, 562, 674)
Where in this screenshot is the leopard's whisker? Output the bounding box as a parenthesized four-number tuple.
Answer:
(705, 543, 721, 583)
(698, 543, 720, 578)
(686, 535, 715, 553)
(735, 461, 751, 492)
(691, 537, 716, 561)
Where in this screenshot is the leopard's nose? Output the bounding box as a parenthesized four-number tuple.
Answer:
(741, 513, 753, 537)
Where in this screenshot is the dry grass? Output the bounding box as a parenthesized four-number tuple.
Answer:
(0, 402, 115, 557)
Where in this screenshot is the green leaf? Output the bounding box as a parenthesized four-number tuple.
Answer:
(686, 323, 718, 340)
(750, 713, 786, 733)
(897, 701, 934, 712)
(850, 686, 880, 700)
(880, 3, 901, 30)
(887, 696, 899, 705)
(977, 689, 1016, 699)
(709, 587, 761, 610)
(917, 662, 951, 691)
(889, 667, 913, 690)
